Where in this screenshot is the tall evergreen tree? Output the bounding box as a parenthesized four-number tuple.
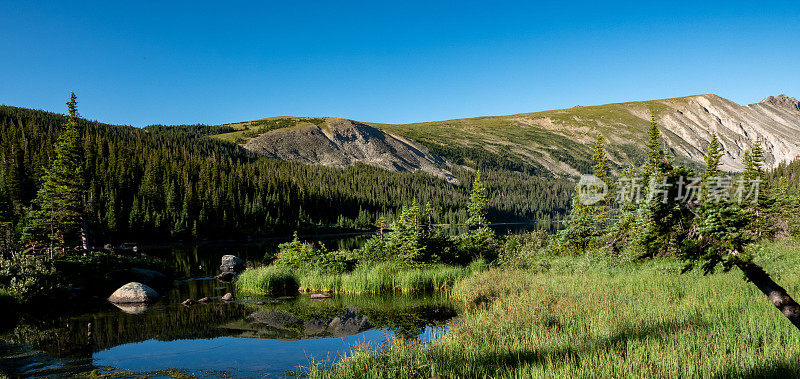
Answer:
(550, 134, 615, 254)
(23, 93, 86, 253)
(642, 113, 668, 181)
(466, 171, 488, 228)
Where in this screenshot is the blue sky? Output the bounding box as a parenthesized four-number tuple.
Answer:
(1, 1, 798, 127)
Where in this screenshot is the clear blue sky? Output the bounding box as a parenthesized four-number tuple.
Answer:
(1, 1, 798, 127)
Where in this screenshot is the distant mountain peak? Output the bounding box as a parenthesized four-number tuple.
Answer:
(760, 94, 800, 111)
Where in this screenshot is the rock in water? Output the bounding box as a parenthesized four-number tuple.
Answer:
(182, 299, 197, 306)
(221, 292, 235, 302)
(216, 272, 237, 282)
(108, 282, 159, 303)
(197, 297, 211, 303)
(310, 293, 331, 300)
(220, 255, 246, 273)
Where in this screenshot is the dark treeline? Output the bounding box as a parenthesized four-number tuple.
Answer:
(0, 105, 571, 246)
(768, 157, 800, 191)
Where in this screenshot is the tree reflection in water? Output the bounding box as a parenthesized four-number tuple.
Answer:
(0, 277, 456, 377)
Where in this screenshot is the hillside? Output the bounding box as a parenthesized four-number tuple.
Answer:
(223, 94, 800, 176)
(242, 118, 456, 183)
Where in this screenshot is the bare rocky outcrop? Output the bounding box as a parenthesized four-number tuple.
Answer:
(760, 94, 800, 111)
(655, 94, 800, 171)
(244, 118, 457, 183)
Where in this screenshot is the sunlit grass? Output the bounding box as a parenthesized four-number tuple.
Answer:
(309, 239, 800, 378)
(238, 262, 472, 295)
(236, 264, 299, 296)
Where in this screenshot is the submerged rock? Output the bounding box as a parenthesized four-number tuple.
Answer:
(129, 268, 169, 285)
(182, 299, 197, 306)
(198, 297, 211, 303)
(220, 255, 246, 273)
(221, 292, 235, 302)
(310, 293, 331, 300)
(216, 272, 237, 282)
(108, 282, 159, 304)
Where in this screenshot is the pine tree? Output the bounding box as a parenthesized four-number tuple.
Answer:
(591, 133, 614, 224)
(466, 171, 488, 228)
(704, 132, 722, 179)
(751, 135, 765, 179)
(635, 114, 684, 257)
(742, 151, 755, 181)
(642, 113, 667, 181)
(593, 133, 612, 181)
(23, 93, 86, 254)
(550, 135, 615, 255)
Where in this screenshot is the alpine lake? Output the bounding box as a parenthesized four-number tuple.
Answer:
(0, 235, 459, 377)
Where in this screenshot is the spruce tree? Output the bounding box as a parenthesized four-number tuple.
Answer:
(466, 171, 488, 228)
(23, 93, 86, 254)
(704, 132, 722, 179)
(550, 134, 614, 254)
(642, 113, 667, 181)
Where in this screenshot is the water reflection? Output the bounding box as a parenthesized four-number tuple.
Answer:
(0, 277, 456, 377)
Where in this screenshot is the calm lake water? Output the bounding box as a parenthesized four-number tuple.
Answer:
(0, 237, 458, 378)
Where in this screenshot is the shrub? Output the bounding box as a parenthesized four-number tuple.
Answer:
(455, 227, 500, 263)
(497, 230, 549, 268)
(274, 232, 353, 273)
(0, 250, 62, 300)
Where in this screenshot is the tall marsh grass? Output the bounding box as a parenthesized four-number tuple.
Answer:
(299, 262, 471, 294)
(236, 265, 299, 296)
(238, 262, 472, 295)
(308, 240, 800, 378)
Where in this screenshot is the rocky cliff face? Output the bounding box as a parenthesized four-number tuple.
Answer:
(243, 118, 457, 182)
(657, 94, 800, 171)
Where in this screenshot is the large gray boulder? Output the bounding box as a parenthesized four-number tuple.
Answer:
(220, 255, 246, 273)
(108, 282, 160, 304)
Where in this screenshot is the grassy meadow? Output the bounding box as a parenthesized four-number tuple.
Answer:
(307, 239, 800, 378)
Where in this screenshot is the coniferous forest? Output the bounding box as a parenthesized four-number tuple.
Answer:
(0, 104, 572, 248)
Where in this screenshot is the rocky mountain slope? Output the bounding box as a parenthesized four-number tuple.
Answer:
(241, 118, 457, 182)
(219, 94, 800, 177)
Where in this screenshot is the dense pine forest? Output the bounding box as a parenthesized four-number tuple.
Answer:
(0, 104, 572, 248)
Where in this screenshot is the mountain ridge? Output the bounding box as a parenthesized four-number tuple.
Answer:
(215, 93, 799, 177)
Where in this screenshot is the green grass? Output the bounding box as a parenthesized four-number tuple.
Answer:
(236, 264, 300, 296)
(212, 117, 329, 143)
(308, 239, 800, 378)
(237, 262, 473, 295)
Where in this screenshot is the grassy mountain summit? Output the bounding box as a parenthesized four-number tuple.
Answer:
(220, 94, 800, 177)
